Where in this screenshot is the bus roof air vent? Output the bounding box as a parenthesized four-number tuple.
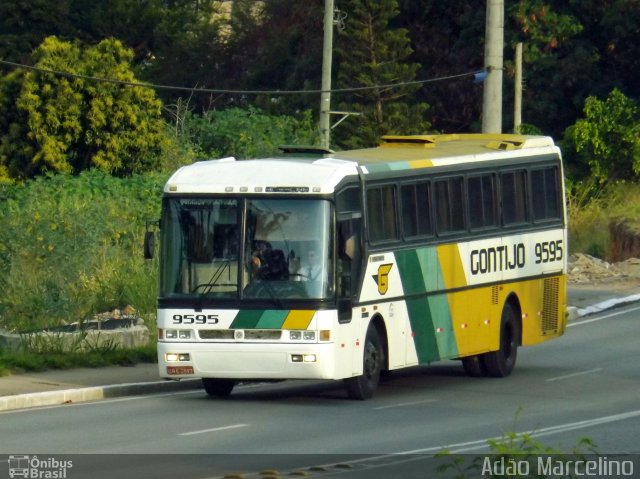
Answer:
(486, 140, 524, 151)
(380, 135, 437, 148)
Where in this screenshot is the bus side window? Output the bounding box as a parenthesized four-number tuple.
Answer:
(531, 167, 561, 221)
(501, 170, 528, 225)
(435, 177, 465, 234)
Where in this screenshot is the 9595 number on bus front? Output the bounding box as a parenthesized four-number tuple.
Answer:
(172, 314, 219, 325)
(534, 239, 563, 264)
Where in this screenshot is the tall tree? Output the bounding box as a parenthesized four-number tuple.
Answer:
(564, 88, 640, 182)
(398, 0, 485, 133)
(333, 0, 431, 149)
(0, 36, 168, 179)
(223, 0, 324, 114)
(505, 0, 594, 137)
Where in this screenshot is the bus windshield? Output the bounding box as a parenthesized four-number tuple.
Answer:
(159, 197, 333, 301)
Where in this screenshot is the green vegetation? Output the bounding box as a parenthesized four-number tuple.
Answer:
(437, 429, 597, 478)
(567, 181, 640, 259)
(334, 0, 431, 148)
(0, 170, 166, 332)
(0, 36, 168, 180)
(0, 343, 157, 377)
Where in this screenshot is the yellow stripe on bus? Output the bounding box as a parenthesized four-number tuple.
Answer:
(436, 244, 467, 289)
(407, 159, 433, 169)
(282, 310, 315, 330)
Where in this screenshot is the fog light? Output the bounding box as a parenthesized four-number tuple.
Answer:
(178, 353, 190, 361)
(303, 354, 317, 363)
(291, 354, 303, 362)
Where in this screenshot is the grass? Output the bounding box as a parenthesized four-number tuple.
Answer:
(0, 343, 157, 376)
(567, 180, 640, 259)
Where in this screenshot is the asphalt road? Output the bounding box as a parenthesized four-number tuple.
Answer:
(1, 303, 639, 479)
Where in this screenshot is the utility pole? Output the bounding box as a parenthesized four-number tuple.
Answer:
(482, 0, 504, 134)
(319, 0, 335, 149)
(514, 42, 523, 133)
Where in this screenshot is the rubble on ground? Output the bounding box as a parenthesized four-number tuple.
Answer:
(568, 253, 640, 284)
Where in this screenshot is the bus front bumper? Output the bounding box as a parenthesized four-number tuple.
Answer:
(158, 341, 345, 381)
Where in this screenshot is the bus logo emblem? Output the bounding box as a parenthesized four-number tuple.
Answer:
(373, 264, 393, 295)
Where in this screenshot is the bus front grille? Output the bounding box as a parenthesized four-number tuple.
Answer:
(198, 329, 283, 340)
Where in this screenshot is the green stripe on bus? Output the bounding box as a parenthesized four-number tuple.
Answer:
(405, 297, 439, 363)
(255, 310, 289, 329)
(396, 248, 458, 361)
(395, 247, 442, 294)
(231, 310, 290, 329)
(395, 249, 425, 294)
(230, 310, 263, 329)
(428, 295, 458, 359)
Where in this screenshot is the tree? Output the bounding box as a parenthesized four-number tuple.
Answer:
(222, 0, 324, 115)
(563, 88, 640, 183)
(334, 0, 431, 148)
(0, 36, 169, 179)
(397, 0, 485, 133)
(182, 106, 317, 159)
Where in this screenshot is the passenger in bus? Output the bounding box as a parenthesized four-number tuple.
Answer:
(248, 241, 289, 280)
(248, 241, 271, 279)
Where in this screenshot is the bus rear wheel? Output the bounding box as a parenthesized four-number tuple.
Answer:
(202, 378, 235, 397)
(483, 303, 519, 377)
(344, 327, 383, 400)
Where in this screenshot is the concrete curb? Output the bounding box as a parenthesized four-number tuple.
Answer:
(0, 378, 202, 412)
(567, 293, 640, 322)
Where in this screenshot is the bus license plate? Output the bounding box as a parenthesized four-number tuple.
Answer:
(167, 366, 194, 375)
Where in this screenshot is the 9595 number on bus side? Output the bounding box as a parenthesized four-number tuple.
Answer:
(534, 239, 563, 264)
(172, 314, 219, 325)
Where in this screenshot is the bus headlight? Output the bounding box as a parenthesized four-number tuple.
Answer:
(165, 353, 190, 362)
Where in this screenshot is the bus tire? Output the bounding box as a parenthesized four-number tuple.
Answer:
(462, 355, 487, 377)
(344, 326, 383, 400)
(202, 378, 235, 397)
(483, 303, 519, 377)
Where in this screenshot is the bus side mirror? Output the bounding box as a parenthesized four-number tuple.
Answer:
(338, 297, 352, 323)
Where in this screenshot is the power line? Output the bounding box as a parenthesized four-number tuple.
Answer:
(0, 58, 480, 96)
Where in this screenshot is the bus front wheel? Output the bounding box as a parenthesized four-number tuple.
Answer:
(483, 303, 519, 377)
(203, 378, 235, 398)
(344, 326, 384, 400)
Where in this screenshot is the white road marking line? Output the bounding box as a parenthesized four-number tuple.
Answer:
(372, 399, 437, 410)
(178, 423, 248, 436)
(401, 408, 640, 454)
(546, 367, 603, 382)
(569, 305, 640, 327)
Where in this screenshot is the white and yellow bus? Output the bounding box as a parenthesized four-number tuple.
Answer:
(149, 134, 567, 399)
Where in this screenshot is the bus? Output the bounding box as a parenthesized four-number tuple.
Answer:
(146, 134, 567, 400)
